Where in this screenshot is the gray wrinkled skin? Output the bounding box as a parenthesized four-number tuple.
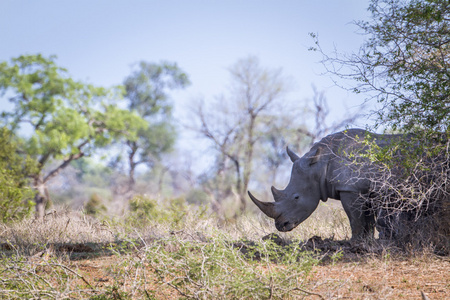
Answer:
(249, 128, 402, 240)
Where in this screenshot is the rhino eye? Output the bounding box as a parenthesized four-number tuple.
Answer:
(294, 195, 300, 200)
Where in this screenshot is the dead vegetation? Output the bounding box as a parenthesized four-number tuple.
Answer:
(0, 204, 448, 299)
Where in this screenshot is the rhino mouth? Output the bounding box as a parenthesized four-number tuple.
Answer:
(275, 220, 300, 232)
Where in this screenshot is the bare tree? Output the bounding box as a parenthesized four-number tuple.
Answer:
(191, 57, 293, 214)
(298, 86, 362, 147)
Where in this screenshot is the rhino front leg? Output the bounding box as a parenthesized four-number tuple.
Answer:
(340, 192, 375, 240)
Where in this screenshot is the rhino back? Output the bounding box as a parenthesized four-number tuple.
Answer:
(315, 129, 399, 197)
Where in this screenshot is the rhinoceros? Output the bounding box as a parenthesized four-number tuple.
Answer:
(248, 128, 406, 240)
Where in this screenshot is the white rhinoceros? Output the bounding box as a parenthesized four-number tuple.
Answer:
(249, 128, 410, 240)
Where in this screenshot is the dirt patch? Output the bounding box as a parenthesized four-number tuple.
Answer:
(312, 256, 449, 299)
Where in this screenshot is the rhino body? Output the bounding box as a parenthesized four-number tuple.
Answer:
(249, 128, 406, 240)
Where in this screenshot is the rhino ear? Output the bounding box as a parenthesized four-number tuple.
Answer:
(286, 146, 300, 163)
(299, 146, 323, 169)
(309, 146, 323, 166)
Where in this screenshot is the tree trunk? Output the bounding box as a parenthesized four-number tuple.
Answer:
(127, 142, 138, 193)
(238, 193, 247, 214)
(34, 177, 48, 219)
(128, 163, 136, 193)
(230, 157, 247, 214)
(157, 166, 170, 195)
(34, 150, 85, 218)
(240, 115, 256, 214)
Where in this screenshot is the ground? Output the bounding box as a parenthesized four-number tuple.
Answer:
(6, 240, 445, 300)
(47, 251, 449, 299)
(0, 208, 447, 299)
(312, 257, 448, 299)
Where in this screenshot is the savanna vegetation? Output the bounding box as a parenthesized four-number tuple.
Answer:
(0, 0, 449, 299)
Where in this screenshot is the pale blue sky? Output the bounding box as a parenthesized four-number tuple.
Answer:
(0, 0, 372, 153)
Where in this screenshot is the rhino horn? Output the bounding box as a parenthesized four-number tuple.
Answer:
(271, 186, 283, 202)
(421, 291, 430, 300)
(286, 146, 300, 163)
(248, 191, 278, 219)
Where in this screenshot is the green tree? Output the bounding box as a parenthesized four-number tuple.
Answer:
(0, 127, 37, 222)
(121, 61, 190, 192)
(314, 0, 450, 135)
(0, 54, 146, 218)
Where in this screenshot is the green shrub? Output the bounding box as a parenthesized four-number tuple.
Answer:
(127, 195, 188, 227)
(185, 188, 209, 205)
(0, 127, 37, 223)
(146, 236, 319, 299)
(84, 193, 107, 217)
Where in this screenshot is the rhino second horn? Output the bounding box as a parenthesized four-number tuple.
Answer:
(271, 186, 283, 202)
(286, 146, 300, 163)
(248, 191, 278, 219)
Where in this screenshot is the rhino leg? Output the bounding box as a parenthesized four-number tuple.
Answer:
(363, 202, 376, 238)
(377, 209, 397, 239)
(340, 192, 375, 240)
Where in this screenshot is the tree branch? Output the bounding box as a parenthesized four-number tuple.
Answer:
(43, 140, 89, 183)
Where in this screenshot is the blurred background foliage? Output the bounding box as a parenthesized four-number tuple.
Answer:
(0, 53, 345, 223)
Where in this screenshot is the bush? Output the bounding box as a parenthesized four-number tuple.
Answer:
(356, 133, 450, 253)
(146, 236, 319, 299)
(185, 188, 209, 205)
(127, 195, 188, 228)
(0, 127, 37, 223)
(84, 193, 107, 217)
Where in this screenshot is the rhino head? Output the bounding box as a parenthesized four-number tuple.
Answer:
(249, 146, 326, 232)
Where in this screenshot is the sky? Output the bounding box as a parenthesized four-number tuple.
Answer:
(0, 0, 373, 159)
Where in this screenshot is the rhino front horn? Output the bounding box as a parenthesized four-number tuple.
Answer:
(248, 191, 278, 219)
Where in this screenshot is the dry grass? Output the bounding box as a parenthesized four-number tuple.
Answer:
(0, 204, 447, 299)
(0, 208, 116, 255)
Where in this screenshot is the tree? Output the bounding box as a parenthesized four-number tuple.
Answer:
(0, 54, 146, 218)
(120, 61, 190, 193)
(192, 56, 298, 214)
(312, 0, 450, 250)
(313, 0, 450, 135)
(0, 127, 37, 222)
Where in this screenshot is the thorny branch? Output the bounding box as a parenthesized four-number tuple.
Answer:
(330, 131, 449, 245)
